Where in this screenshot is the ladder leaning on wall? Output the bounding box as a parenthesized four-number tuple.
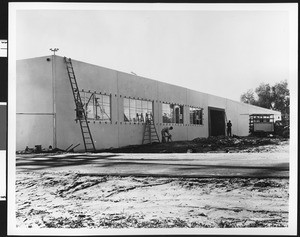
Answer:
(142, 113, 160, 144)
(64, 57, 96, 152)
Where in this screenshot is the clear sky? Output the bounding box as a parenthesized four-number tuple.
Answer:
(15, 4, 292, 102)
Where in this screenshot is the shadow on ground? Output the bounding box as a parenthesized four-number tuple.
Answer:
(16, 153, 289, 178)
(16, 154, 118, 170)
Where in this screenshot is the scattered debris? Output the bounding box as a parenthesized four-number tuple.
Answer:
(17, 146, 71, 154)
(98, 136, 288, 153)
(17, 136, 288, 154)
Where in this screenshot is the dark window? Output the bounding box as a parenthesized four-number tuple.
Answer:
(162, 103, 183, 124)
(189, 107, 203, 125)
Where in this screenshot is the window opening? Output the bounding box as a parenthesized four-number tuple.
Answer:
(124, 98, 153, 122)
(189, 107, 203, 125)
(79, 91, 111, 121)
(162, 103, 183, 124)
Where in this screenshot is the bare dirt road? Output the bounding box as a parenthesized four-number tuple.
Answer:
(16, 173, 288, 228)
(15, 138, 290, 229)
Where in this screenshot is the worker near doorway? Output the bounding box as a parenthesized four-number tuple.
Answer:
(227, 120, 232, 137)
(161, 126, 173, 143)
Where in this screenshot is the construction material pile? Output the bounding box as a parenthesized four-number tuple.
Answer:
(16, 136, 287, 154)
(101, 136, 287, 153)
(192, 135, 279, 148)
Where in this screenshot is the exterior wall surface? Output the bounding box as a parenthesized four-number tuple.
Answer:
(16, 56, 282, 151)
(16, 56, 54, 150)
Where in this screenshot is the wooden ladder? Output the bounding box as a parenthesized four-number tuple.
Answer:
(142, 113, 160, 144)
(64, 57, 96, 152)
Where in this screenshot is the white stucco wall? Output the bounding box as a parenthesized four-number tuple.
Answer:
(16, 55, 281, 151)
(16, 56, 54, 150)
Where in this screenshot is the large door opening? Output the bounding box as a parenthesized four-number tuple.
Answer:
(208, 107, 225, 136)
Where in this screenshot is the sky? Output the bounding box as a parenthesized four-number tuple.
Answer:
(15, 4, 292, 102)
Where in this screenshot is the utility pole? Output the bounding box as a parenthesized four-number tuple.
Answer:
(49, 48, 58, 149)
(50, 48, 59, 55)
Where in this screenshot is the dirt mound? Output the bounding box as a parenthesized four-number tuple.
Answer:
(99, 136, 287, 153)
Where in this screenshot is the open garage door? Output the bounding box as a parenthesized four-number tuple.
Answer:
(208, 107, 225, 136)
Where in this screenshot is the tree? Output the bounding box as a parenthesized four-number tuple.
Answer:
(240, 89, 256, 105)
(272, 80, 289, 115)
(240, 80, 290, 123)
(255, 83, 273, 109)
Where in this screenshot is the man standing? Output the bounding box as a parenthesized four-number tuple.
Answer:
(227, 120, 232, 137)
(161, 126, 173, 143)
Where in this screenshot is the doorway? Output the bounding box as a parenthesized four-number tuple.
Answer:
(208, 107, 225, 136)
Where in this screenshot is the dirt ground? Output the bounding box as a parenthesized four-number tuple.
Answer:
(15, 137, 290, 229)
(99, 136, 289, 154)
(16, 174, 289, 228)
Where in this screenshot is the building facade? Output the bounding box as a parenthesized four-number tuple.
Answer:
(16, 55, 281, 151)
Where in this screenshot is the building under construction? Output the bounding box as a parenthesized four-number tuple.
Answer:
(16, 55, 281, 152)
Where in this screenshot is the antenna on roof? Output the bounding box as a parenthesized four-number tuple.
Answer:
(50, 48, 59, 55)
(131, 71, 137, 76)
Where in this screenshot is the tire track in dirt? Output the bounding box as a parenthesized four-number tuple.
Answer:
(16, 172, 289, 228)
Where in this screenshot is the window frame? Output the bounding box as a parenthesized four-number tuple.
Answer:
(162, 103, 184, 124)
(79, 90, 111, 122)
(189, 106, 204, 125)
(123, 97, 153, 123)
